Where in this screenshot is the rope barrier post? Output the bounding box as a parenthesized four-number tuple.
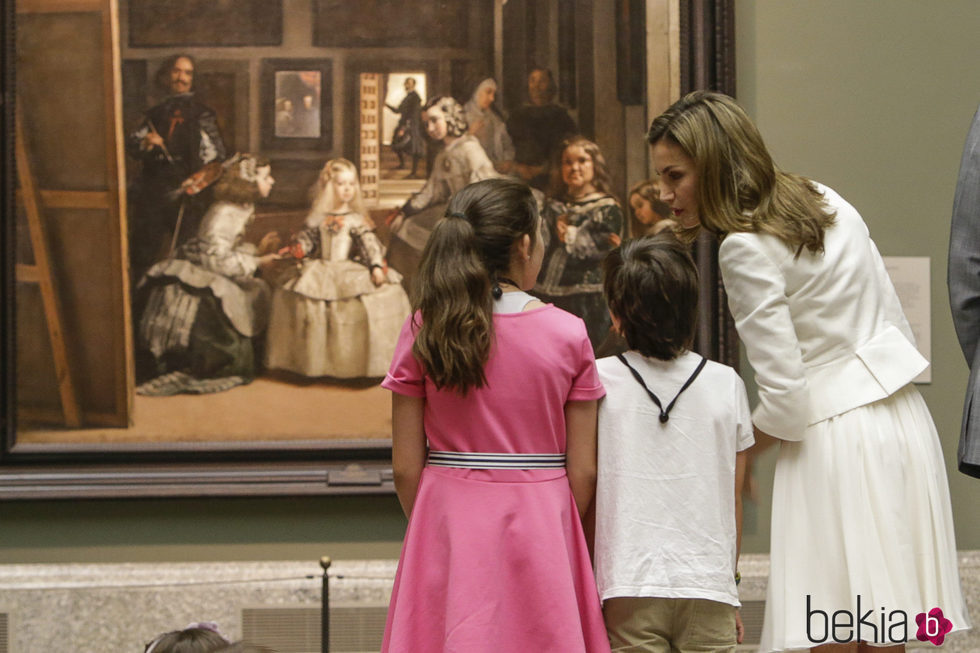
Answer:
(320, 556, 332, 653)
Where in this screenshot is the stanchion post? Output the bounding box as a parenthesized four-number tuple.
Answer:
(320, 556, 332, 653)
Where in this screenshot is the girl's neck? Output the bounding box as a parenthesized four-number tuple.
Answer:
(444, 135, 459, 148)
(567, 185, 598, 200)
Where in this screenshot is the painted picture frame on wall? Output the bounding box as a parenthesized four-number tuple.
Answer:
(261, 59, 334, 152)
(128, 0, 283, 47)
(311, 0, 468, 49)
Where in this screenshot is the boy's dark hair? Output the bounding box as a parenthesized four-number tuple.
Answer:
(602, 232, 699, 360)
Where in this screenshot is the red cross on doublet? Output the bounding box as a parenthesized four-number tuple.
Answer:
(168, 109, 185, 140)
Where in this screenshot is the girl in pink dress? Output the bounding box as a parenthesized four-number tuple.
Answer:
(381, 178, 610, 652)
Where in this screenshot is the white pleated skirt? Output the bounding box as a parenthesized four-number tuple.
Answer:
(760, 385, 971, 651)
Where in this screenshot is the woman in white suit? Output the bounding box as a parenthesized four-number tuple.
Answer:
(647, 91, 969, 653)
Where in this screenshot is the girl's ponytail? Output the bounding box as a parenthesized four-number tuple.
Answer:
(412, 178, 537, 394)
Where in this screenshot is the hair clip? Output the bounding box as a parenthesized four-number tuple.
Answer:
(448, 211, 467, 220)
(185, 621, 223, 634)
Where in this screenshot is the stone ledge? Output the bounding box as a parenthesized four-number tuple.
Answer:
(0, 554, 975, 652)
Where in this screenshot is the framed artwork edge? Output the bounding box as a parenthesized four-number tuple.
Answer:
(1, 0, 736, 500)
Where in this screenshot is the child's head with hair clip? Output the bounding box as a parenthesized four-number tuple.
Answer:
(602, 232, 699, 361)
(144, 623, 230, 653)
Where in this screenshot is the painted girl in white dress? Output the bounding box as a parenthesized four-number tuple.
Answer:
(265, 158, 410, 379)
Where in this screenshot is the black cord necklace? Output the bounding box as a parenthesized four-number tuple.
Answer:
(616, 353, 707, 423)
(492, 276, 521, 299)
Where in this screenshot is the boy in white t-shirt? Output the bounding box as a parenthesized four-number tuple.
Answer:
(595, 233, 754, 652)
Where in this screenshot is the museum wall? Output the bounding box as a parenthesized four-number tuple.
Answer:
(2, 0, 980, 564)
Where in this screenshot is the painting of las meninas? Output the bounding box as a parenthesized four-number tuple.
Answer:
(3, 0, 732, 496)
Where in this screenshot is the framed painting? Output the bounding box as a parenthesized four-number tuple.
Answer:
(0, 0, 735, 499)
(312, 0, 468, 49)
(261, 59, 334, 152)
(128, 0, 283, 48)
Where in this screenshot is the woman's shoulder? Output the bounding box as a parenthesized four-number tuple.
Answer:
(454, 134, 483, 149)
(207, 200, 252, 217)
(718, 230, 790, 271)
(198, 201, 253, 235)
(455, 135, 493, 159)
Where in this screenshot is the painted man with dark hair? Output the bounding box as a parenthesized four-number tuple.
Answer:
(506, 67, 577, 190)
(127, 54, 227, 281)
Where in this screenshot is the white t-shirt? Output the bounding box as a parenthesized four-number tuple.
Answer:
(594, 349, 754, 607)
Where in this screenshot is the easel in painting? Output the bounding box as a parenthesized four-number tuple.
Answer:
(14, 100, 81, 427)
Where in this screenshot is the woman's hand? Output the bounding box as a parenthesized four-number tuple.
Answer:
(469, 117, 487, 138)
(256, 252, 283, 274)
(386, 210, 406, 232)
(555, 214, 570, 243)
(371, 266, 387, 286)
(257, 231, 282, 255)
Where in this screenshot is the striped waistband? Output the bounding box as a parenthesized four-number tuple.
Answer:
(427, 450, 567, 469)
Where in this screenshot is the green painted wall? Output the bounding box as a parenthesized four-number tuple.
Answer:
(2, 0, 979, 564)
(0, 496, 406, 563)
(735, 0, 980, 554)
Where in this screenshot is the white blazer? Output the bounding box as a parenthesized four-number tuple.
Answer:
(718, 183, 928, 440)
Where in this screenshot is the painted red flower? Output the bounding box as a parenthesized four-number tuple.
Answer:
(915, 607, 953, 646)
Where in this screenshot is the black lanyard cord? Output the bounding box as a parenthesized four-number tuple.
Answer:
(616, 353, 707, 423)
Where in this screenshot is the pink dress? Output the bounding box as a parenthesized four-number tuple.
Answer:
(381, 305, 610, 653)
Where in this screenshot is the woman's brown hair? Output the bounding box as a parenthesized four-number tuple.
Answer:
(213, 153, 271, 205)
(647, 90, 834, 255)
(412, 178, 539, 394)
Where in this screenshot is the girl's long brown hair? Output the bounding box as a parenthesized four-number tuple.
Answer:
(412, 178, 538, 394)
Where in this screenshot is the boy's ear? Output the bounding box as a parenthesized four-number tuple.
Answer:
(609, 310, 624, 336)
